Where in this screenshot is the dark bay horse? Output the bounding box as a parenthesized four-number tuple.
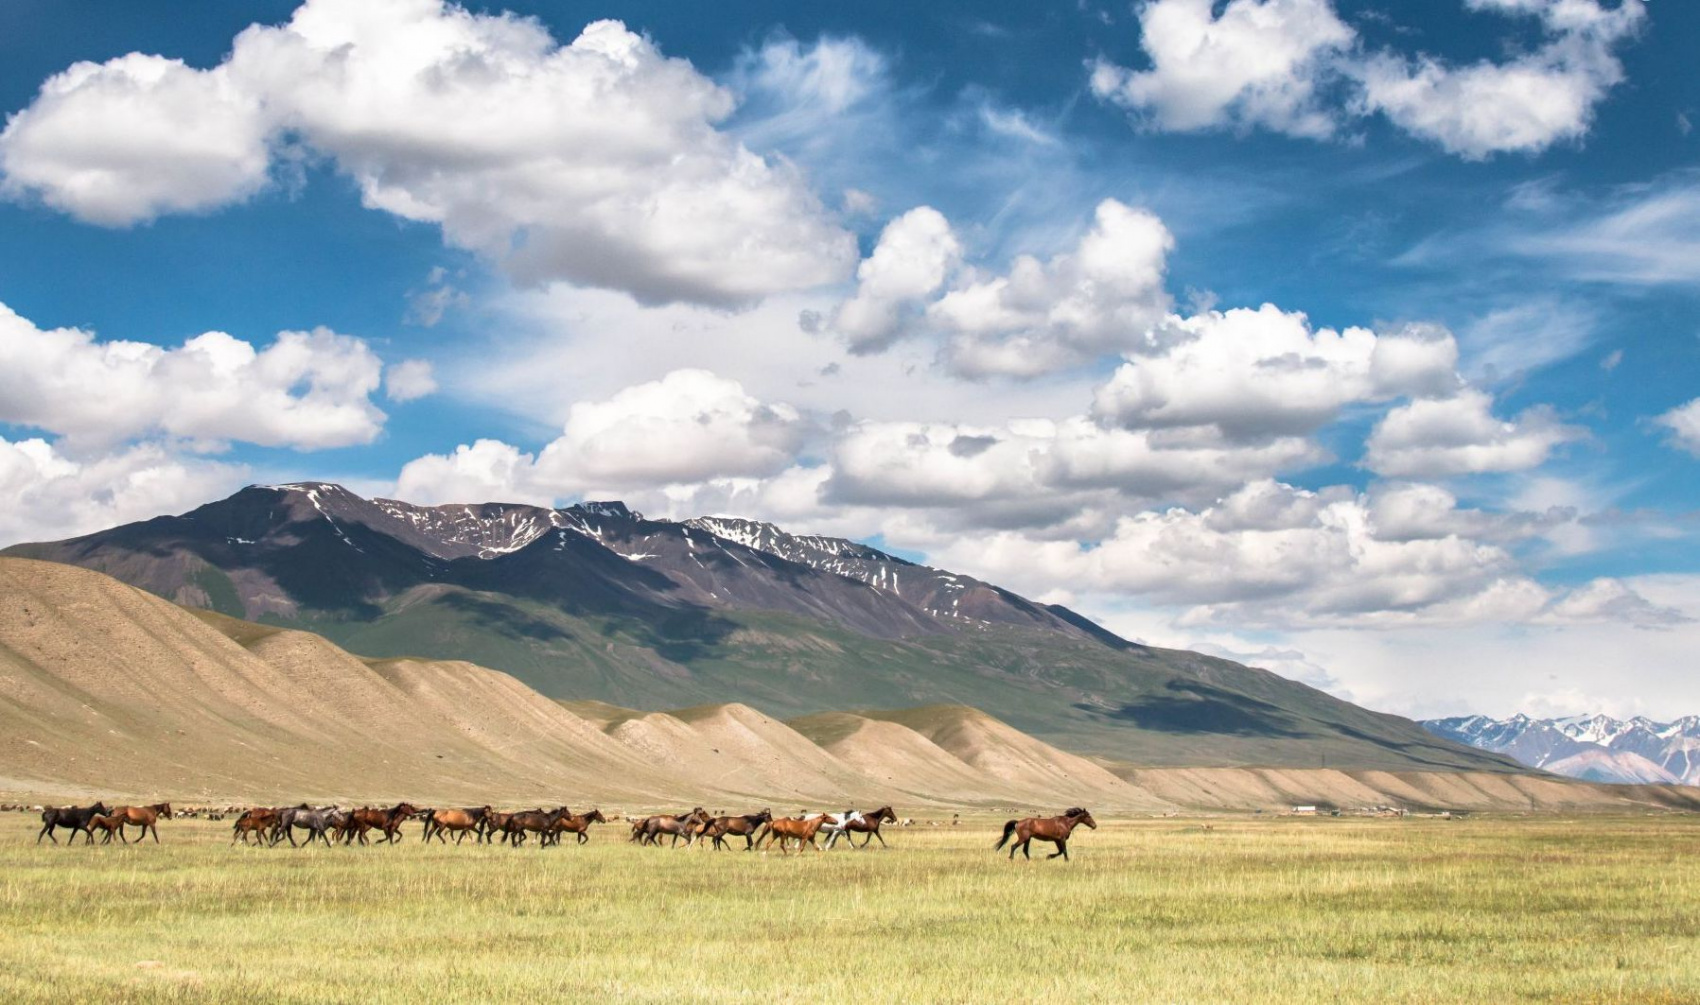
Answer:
(995, 807, 1097, 861)
(113, 802, 172, 843)
(636, 808, 710, 847)
(344, 803, 419, 845)
(37, 802, 109, 845)
(703, 810, 772, 851)
(502, 808, 570, 847)
(545, 808, 607, 846)
(830, 806, 897, 849)
(757, 814, 830, 855)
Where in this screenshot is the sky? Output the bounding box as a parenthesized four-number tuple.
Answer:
(2, 0, 1698, 722)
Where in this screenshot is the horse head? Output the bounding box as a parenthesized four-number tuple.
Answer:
(1069, 808, 1097, 829)
(586, 809, 607, 824)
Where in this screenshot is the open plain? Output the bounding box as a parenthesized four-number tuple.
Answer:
(3, 812, 1698, 1003)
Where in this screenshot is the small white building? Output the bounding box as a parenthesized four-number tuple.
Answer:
(1290, 805, 1318, 815)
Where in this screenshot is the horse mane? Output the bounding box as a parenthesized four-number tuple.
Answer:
(1063, 807, 1088, 818)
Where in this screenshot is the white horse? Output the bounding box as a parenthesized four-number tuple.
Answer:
(821, 810, 865, 849)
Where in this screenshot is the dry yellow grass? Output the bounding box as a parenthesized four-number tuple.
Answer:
(3, 812, 1699, 1003)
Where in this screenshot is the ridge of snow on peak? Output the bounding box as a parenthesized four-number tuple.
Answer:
(1423, 712, 1700, 786)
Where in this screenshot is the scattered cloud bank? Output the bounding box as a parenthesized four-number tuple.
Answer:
(1092, 0, 1644, 158)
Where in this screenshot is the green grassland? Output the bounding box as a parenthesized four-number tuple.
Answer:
(3, 813, 1698, 1002)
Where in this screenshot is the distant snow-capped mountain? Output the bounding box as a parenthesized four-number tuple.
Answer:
(1423, 713, 1700, 785)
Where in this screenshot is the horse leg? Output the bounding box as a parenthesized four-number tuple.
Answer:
(1047, 839, 1066, 860)
(1021, 838, 1031, 861)
(869, 829, 886, 848)
(36, 821, 55, 844)
(150, 822, 159, 843)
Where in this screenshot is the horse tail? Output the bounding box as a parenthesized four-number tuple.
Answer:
(993, 819, 1017, 850)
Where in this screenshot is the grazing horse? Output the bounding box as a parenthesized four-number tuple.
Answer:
(702, 810, 772, 851)
(36, 802, 109, 845)
(232, 807, 280, 845)
(112, 802, 173, 844)
(88, 813, 127, 845)
(637, 808, 710, 847)
(757, 814, 830, 855)
(276, 805, 341, 847)
(994, 807, 1097, 861)
(831, 805, 897, 849)
(424, 806, 489, 844)
(545, 808, 607, 846)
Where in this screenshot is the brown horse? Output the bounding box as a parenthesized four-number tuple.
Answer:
(545, 808, 607, 846)
(994, 807, 1097, 861)
(343, 803, 419, 845)
(702, 810, 772, 851)
(502, 808, 569, 847)
(637, 808, 710, 847)
(757, 814, 830, 855)
(424, 806, 489, 844)
(112, 802, 172, 843)
(232, 807, 280, 845)
(88, 813, 127, 845)
(830, 806, 898, 849)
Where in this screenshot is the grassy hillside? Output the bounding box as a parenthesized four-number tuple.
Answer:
(300, 586, 1516, 772)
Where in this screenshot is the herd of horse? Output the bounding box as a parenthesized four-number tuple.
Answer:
(33, 799, 1100, 860)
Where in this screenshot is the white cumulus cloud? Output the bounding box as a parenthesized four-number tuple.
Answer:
(1, 0, 858, 307)
(1364, 387, 1582, 477)
(0, 301, 387, 450)
(1091, 306, 1459, 440)
(833, 206, 962, 352)
(929, 199, 1175, 377)
(0, 436, 245, 546)
(1090, 0, 1354, 138)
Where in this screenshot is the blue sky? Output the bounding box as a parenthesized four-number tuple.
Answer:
(2, 0, 1697, 719)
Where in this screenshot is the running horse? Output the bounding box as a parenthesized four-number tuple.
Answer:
(423, 806, 490, 844)
(702, 809, 772, 851)
(636, 808, 710, 847)
(502, 808, 570, 847)
(276, 805, 341, 847)
(88, 812, 128, 844)
(832, 805, 897, 849)
(545, 808, 607, 846)
(343, 802, 419, 845)
(36, 802, 110, 845)
(231, 807, 280, 845)
(112, 802, 173, 843)
(994, 807, 1097, 861)
(757, 813, 831, 855)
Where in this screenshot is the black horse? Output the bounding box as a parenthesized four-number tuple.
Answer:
(37, 802, 110, 845)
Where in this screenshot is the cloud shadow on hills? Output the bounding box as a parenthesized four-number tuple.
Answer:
(1079, 680, 1313, 738)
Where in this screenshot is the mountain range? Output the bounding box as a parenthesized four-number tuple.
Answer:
(1422, 714, 1700, 785)
(7, 555, 1695, 813)
(3, 482, 1519, 774)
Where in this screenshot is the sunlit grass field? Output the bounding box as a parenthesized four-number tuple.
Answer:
(2, 811, 1698, 1002)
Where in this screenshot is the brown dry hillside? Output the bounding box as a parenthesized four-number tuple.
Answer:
(862, 705, 1164, 808)
(0, 557, 687, 805)
(788, 710, 1159, 809)
(561, 700, 885, 805)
